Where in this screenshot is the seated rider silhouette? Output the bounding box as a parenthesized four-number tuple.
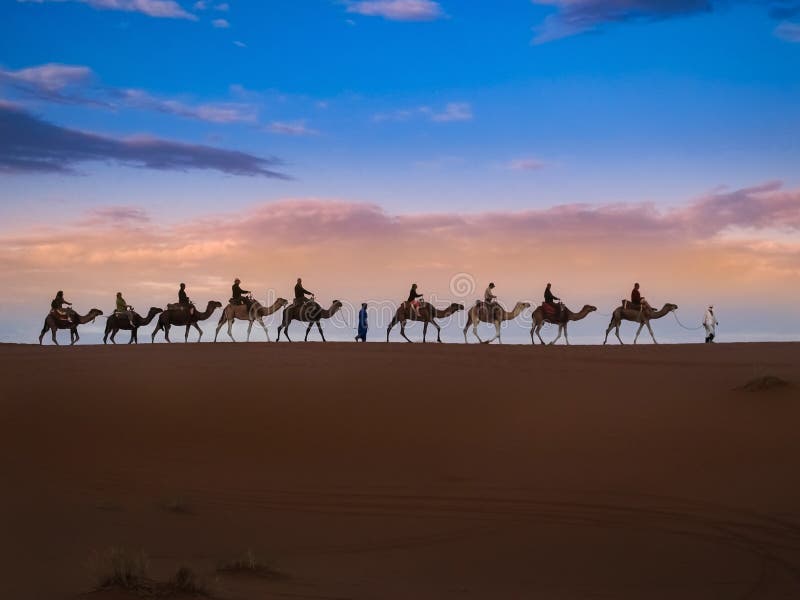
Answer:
(115, 292, 135, 327)
(294, 278, 313, 307)
(51, 290, 73, 322)
(629, 282, 650, 312)
(407, 283, 423, 318)
(231, 278, 251, 306)
(484, 282, 497, 308)
(544, 282, 562, 319)
(178, 283, 195, 315)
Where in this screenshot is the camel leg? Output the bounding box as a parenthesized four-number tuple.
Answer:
(226, 318, 236, 342)
(71, 328, 79, 345)
(615, 323, 623, 345)
(432, 320, 442, 343)
(422, 321, 428, 343)
(164, 324, 172, 343)
(646, 320, 658, 344)
(549, 325, 562, 345)
(482, 321, 501, 344)
(564, 324, 570, 346)
(214, 317, 225, 342)
(536, 323, 547, 345)
(52, 327, 59, 345)
(103, 326, 110, 344)
(400, 320, 413, 343)
(130, 328, 137, 344)
(386, 317, 398, 342)
(193, 323, 203, 342)
(463, 315, 472, 343)
(530, 325, 535, 345)
(258, 318, 270, 342)
(317, 321, 326, 342)
(247, 319, 254, 342)
(471, 321, 483, 344)
(634, 321, 645, 344)
(305, 321, 314, 341)
(279, 319, 292, 342)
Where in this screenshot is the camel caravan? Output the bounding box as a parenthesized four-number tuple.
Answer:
(40, 280, 679, 346)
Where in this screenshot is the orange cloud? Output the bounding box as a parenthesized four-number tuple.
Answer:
(1, 183, 798, 321)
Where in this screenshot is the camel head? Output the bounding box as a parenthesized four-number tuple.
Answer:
(147, 307, 164, 317)
(450, 303, 465, 312)
(276, 297, 289, 308)
(88, 308, 104, 323)
(517, 301, 532, 310)
(666, 303, 678, 312)
(209, 301, 223, 310)
(584, 305, 598, 313)
(332, 300, 343, 309)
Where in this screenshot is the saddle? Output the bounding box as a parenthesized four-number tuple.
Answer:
(229, 297, 252, 307)
(50, 309, 73, 323)
(541, 302, 565, 321)
(622, 300, 648, 313)
(168, 302, 194, 312)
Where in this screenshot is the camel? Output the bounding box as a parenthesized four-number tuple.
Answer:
(386, 301, 464, 343)
(214, 298, 288, 342)
(530, 304, 597, 345)
(276, 299, 343, 342)
(151, 300, 222, 343)
(463, 301, 530, 344)
(39, 308, 103, 345)
(103, 307, 163, 344)
(603, 302, 679, 345)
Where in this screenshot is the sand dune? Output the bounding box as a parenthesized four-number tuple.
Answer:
(1, 342, 798, 599)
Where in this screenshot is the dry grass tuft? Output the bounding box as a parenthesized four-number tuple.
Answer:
(165, 566, 213, 596)
(90, 547, 151, 592)
(738, 375, 792, 392)
(217, 549, 286, 580)
(160, 497, 193, 515)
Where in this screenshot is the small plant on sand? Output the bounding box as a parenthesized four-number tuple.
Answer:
(738, 375, 791, 392)
(90, 547, 152, 592)
(165, 566, 213, 596)
(160, 497, 193, 515)
(217, 549, 285, 580)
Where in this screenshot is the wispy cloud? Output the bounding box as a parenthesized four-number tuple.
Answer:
(267, 120, 320, 136)
(531, 1, 800, 43)
(345, 0, 445, 21)
(430, 102, 473, 122)
(507, 158, 546, 171)
(1, 63, 258, 123)
(18, 0, 197, 20)
(0, 103, 287, 177)
(775, 20, 800, 41)
(373, 102, 473, 123)
(211, 17, 229, 28)
(114, 88, 256, 123)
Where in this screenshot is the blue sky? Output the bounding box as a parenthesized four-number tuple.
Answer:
(1, 0, 799, 343)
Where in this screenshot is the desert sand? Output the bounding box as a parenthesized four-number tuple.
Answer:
(1, 341, 799, 599)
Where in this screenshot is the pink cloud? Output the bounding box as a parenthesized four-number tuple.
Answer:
(346, 0, 445, 21)
(18, 0, 197, 20)
(266, 120, 320, 136)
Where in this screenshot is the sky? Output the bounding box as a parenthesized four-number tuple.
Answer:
(1, 0, 799, 344)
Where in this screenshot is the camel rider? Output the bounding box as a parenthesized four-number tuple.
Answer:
(408, 284, 423, 318)
(630, 282, 650, 311)
(178, 283, 194, 315)
(115, 292, 135, 327)
(231, 278, 250, 305)
(544, 282, 562, 319)
(51, 291, 73, 321)
(294, 278, 313, 306)
(484, 283, 497, 307)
